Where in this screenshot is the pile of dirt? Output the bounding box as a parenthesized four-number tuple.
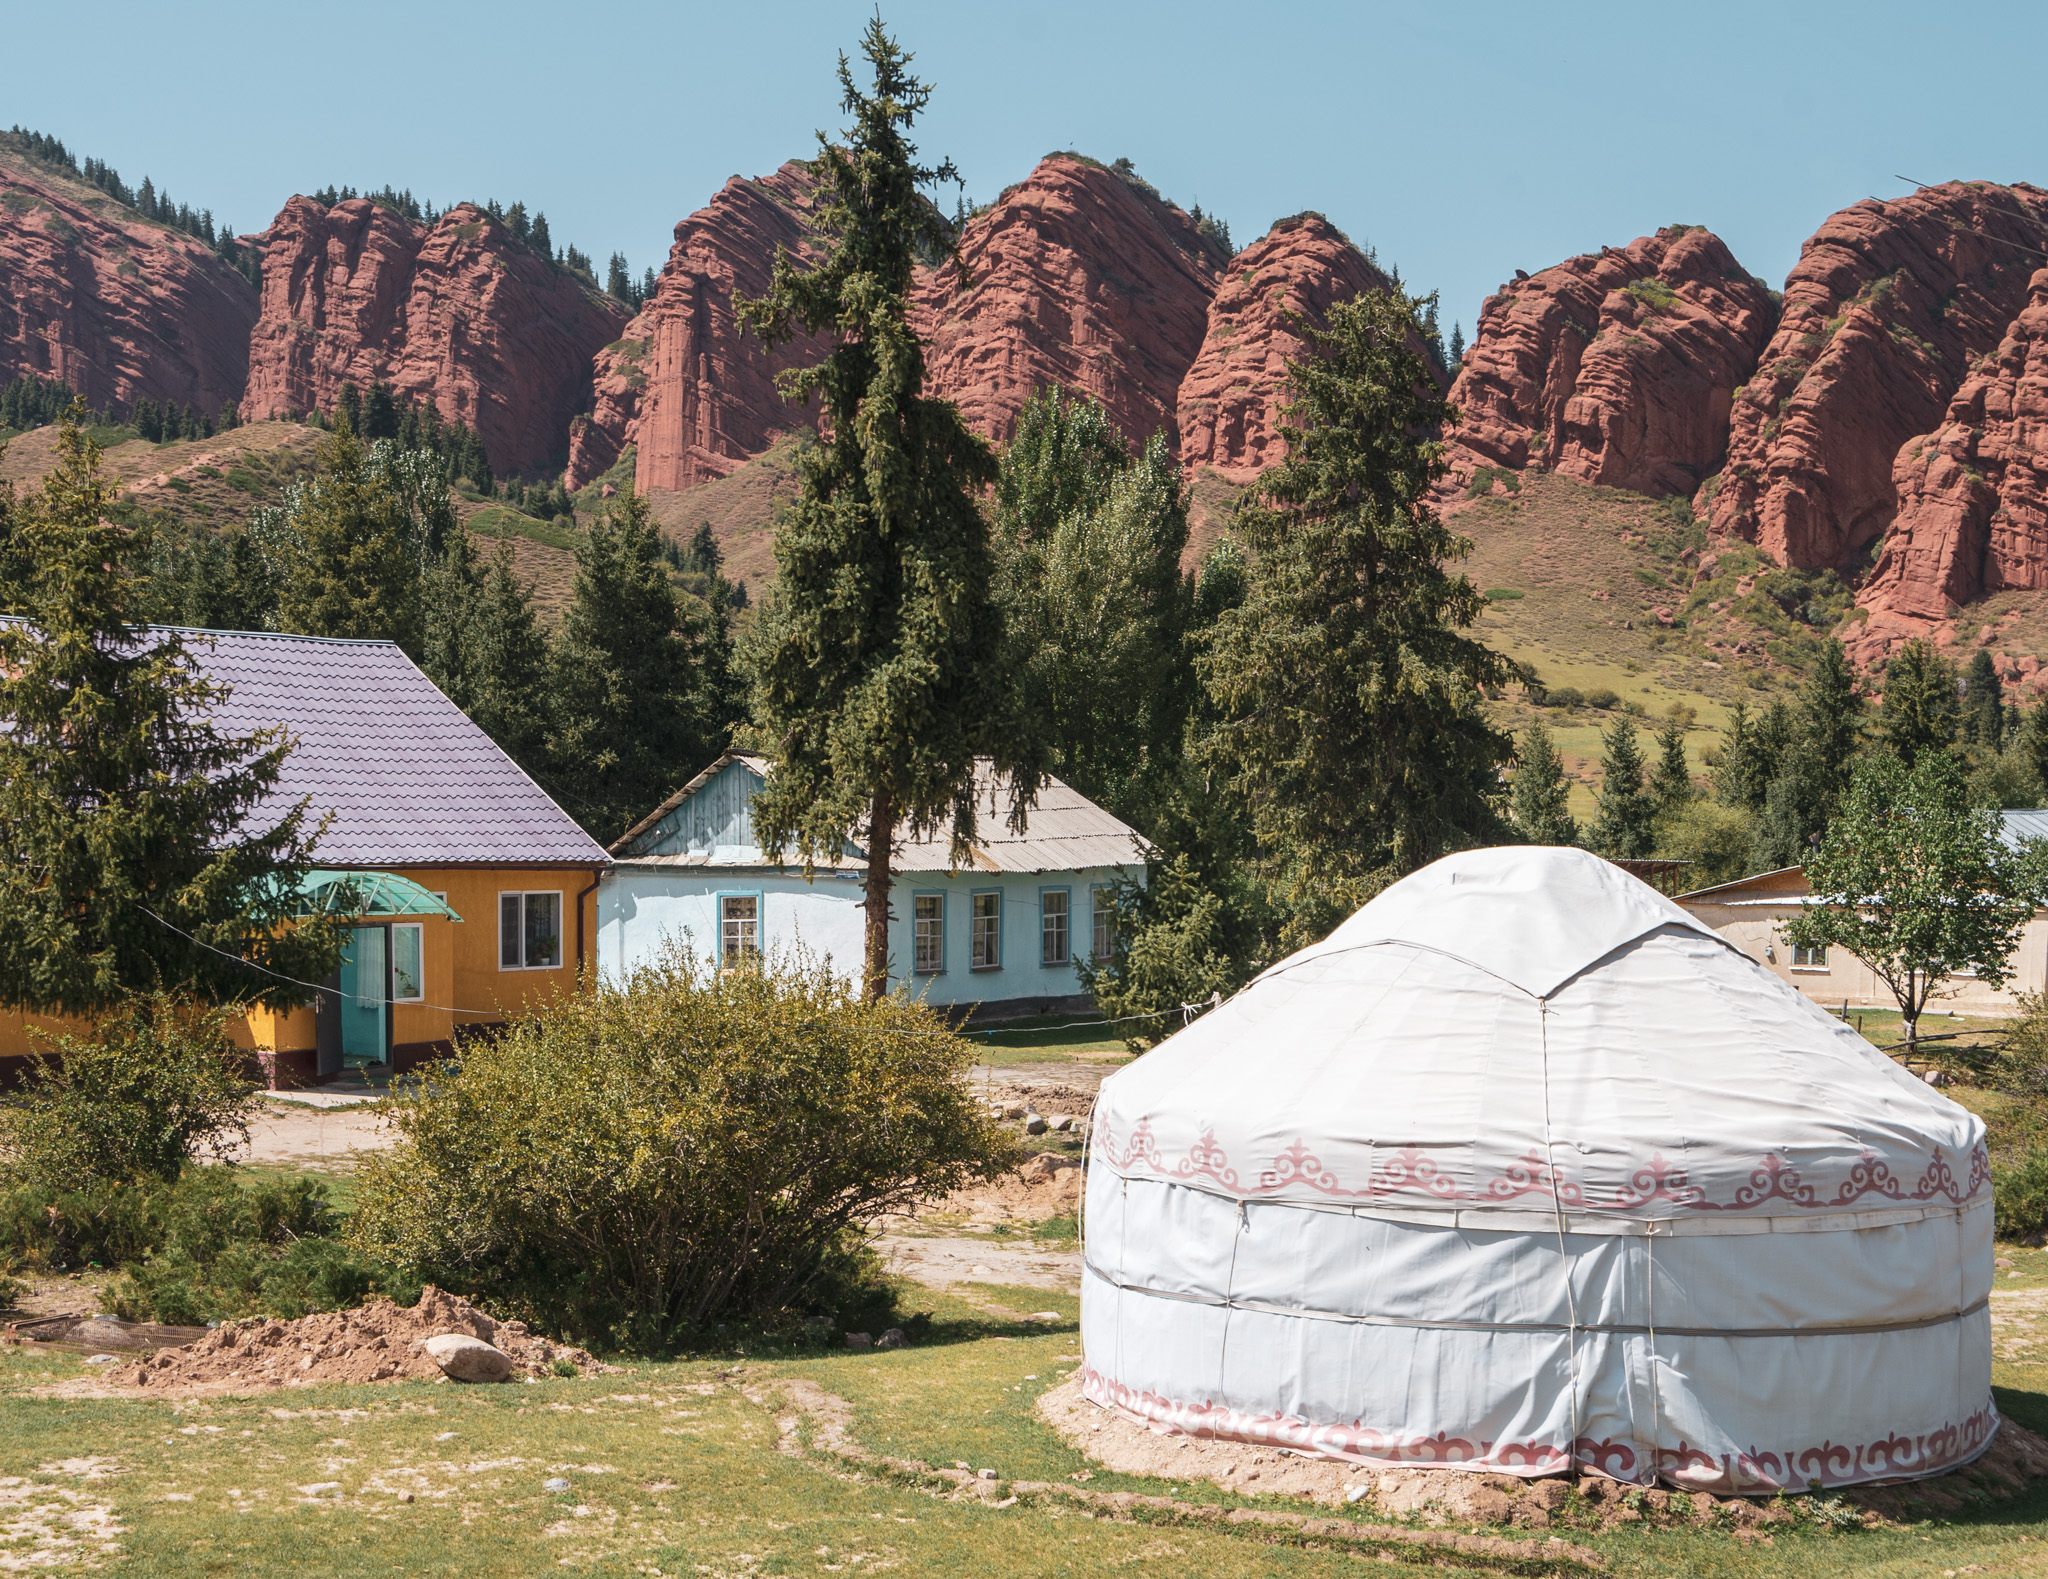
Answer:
(980, 1080, 1095, 1123)
(106, 1286, 598, 1392)
(1038, 1374, 2048, 1534)
(919, 1152, 1081, 1228)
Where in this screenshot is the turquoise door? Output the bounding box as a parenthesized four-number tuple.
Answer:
(338, 924, 389, 1068)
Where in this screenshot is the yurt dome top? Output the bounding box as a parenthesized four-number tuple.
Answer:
(1090, 846, 1986, 1232)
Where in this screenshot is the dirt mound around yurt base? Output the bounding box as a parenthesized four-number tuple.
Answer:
(104, 1286, 600, 1393)
(1039, 1377, 2048, 1531)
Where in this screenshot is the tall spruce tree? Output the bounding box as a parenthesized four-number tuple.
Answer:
(547, 491, 731, 842)
(1648, 717, 1694, 813)
(1586, 717, 1656, 858)
(1715, 698, 1794, 812)
(268, 422, 425, 656)
(1198, 290, 1515, 939)
(1962, 647, 2005, 748)
(419, 537, 553, 777)
(1880, 637, 1958, 765)
(1750, 639, 1865, 869)
(0, 412, 342, 1013)
(735, 20, 1036, 999)
(1511, 720, 1579, 846)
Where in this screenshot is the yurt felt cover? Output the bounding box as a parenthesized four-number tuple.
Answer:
(1080, 847, 1994, 1491)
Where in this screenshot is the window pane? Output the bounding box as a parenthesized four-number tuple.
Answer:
(972, 891, 1000, 969)
(393, 924, 423, 1001)
(1092, 888, 1116, 960)
(525, 892, 561, 969)
(721, 894, 759, 960)
(914, 894, 943, 974)
(500, 895, 522, 969)
(1041, 890, 1068, 966)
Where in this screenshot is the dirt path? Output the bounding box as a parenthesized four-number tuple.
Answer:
(232, 1098, 394, 1167)
(877, 1235, 1079, 1292)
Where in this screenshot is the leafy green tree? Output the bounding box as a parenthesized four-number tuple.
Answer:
(1648, 717, 1694, 813)
(1880, 638, 1958, 765)
(1586, 717, 1656, 858)
(1197, 290, 1515, 940)
(1510, 720, 1578, 845)
(1079, 856, 1242, 1050)
(1654, 800, 1754, 888)
(547, 492, 731, 842)
(1963, 647, 2005, 749)
(0, 413, 341, 1014)
(735, 21, 1036, 999)
(993, 389, 1189, 817)
(1783, 750, 2048, 1051)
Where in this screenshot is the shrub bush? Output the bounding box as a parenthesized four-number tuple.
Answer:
(1584, 688, 1621, 711)
(1544, 686, 1584, 710)
(348, 947, 1014, 1351)
(1, 995, 261, 1189)
(1995, 1144, 2048, 1241)
(0, 1167, 414, 1322)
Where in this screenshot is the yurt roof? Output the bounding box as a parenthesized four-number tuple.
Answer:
(1091, 846, 1986, 1234)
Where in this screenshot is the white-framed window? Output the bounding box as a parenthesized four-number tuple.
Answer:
(499, 891, 562, 970)
(719, 893, 760, 962)
(914, 893, 945, 974)
(1791, 944, 1828, 970)
(971, 890, 1002, 970)
(1041, 888, 1070, 967)
(1091, 885, 1117, 961)
(392, 922, 424, 1002)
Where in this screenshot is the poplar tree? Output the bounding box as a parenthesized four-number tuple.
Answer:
(1511, 720, 1579, 846)
(1198, 289, 1515, 938)
(0, 411, 340, 1013)
(735, 21, 1037, 999)
(1586, 717, 1656, 859)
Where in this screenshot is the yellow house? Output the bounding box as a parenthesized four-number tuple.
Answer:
(0, 630, 611, 1087)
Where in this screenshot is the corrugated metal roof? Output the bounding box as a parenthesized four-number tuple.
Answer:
(616, 755, 1148, 874)
(181, 629, 608, 867)
(2000, 809, 2048, 850)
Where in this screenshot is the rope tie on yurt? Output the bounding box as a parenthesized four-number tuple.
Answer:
(1537, 998, 1583, 1477)
(1215, 1198, 1248, 1402)
(1645, 1225, 1662, 1475)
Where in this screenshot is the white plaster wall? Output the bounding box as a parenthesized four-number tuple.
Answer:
(598, 863, 1142, 1007)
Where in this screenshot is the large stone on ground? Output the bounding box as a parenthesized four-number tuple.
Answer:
(423, 1332, 513, 1382)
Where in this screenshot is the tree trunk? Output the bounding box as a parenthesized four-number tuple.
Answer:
(864, 788, 895, 1003)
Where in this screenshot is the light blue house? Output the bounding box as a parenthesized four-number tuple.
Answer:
(595, 753, 1149, 1016)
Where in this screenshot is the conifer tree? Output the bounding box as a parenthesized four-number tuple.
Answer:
(1448, 322, 1466, 368)
(1962, 647, 2005, 748)
(1586, 717, 1656, 858)
(336, 382, 362, 436)
(1511, 720, 1578, 846)
(363, 381, 399, 441)
(0, 410, 341, 1012)
(270, 422, 424, 655)
(1714, 698, 1794, 813)
(1880, 637, 1958, 765)
(1198, 289, 1515, 938)
(421, 538, 552, 776)
(1648, 717, 1693, 813)
(546, 492, 728, 842)
(735, 20, 1036, 998)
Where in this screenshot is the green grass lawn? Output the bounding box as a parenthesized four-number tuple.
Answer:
(958, 1013, 1138, 1065)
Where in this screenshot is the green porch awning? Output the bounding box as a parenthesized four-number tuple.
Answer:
(293, 870, 464, 921)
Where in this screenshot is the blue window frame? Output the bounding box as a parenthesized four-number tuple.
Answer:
(913, 891, 946, 974)
(970, 889, 1002, 970)
(1039, 886, 1071, 967)
(716, 890, 763, 964)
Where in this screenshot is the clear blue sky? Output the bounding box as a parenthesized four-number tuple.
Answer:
(12, 1, 2048, 341)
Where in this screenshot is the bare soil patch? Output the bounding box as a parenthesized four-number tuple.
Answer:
(233, 1097, 394, 1166)
(71, 1286, 599, 1397)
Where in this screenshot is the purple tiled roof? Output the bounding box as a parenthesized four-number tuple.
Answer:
(185, 629, 608, 868)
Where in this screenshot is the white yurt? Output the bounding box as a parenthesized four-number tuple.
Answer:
(1079, 846, 1993, 1492)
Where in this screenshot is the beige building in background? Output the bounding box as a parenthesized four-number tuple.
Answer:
(1675, 809, 2048, 1020)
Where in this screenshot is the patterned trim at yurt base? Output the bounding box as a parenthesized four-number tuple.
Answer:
(1079, 1368, 2000, 1492)
(1092, 1121, 1991, 1213)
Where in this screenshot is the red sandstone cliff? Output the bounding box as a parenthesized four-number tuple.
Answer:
(0, 152, 255, 415)
(913, 155, 1227, 452)
(576, 162, 834, 494)
(1705, 183, 2048, 570)
(1850, 267, 2048, 658)
(1439, 226, 1776, 505)
(241, 197, 629, 475)
(1175, 214, 1397, 480)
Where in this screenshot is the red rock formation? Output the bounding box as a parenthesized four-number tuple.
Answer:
(0, 152, 255, 414)
(914, 155, 1227, 451)
(598, 162, 835, 494)
(1175, 214, 1396, 480)
(241, 197, 628, 475)
(1438, 227, 1776, 505)
(1705, 182, 2048, 570)
(1849, 268, 2048, 660)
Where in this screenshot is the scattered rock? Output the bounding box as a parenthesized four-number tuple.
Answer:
(977, 1468, 999, 1481)
(875, 1328, 906, 1350)
(1024, 1114, 1048, 1136)
(423, 1334, 514, 1383)
(544, 1478, 571, 1492)
(844, 1332, 873, 1351)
